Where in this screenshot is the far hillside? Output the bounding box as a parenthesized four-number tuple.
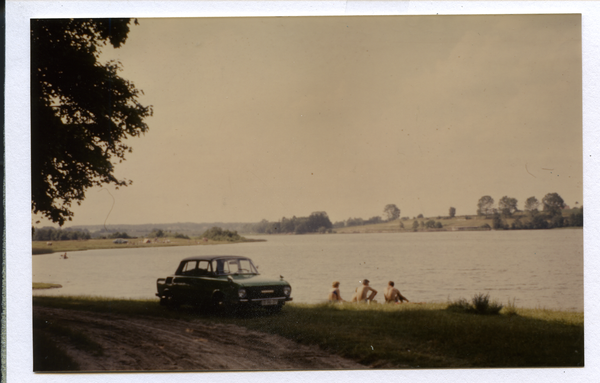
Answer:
(334, 208, 583, 234)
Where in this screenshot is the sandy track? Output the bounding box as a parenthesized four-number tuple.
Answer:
(34, 306, 367, 371)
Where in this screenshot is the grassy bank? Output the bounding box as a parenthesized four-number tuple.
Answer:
(32, 236, 263, 254)
(33, 283, 62, 290)
(33, 296, 583, 368)
(335, 210, 582, 234)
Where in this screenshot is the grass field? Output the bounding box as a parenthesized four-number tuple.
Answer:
(33, 296, 583, 369)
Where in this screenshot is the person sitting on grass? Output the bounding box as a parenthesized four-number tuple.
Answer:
(384, 281, 409, 303)
(355, 279, 377, 303)
(328, 281, 345, 303)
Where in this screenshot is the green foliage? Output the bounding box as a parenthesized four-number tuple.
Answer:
(31, 18, 152, 225)
(524, 196, 540, 215)
(32, 226, 91, 241)
(33, 283, 63, 289)
(201, 226, 243, 242)
(448, 293, 503, 315)
(252, 212, 332, 234)
(504, 298, 518, 317)
(492, 214, 506, 230)
(570, 207, 583, 227)
(345, 217, 364, 227)
(148, 229, 165, 238)
(542, 193, 565, 217)
(383, 204, 401, 221)
(108, 231, 131, 239)
(412, 220, 419, 231)
(449, 207, 456, 218)
(477, 195, 495, 216)
(447, 298, 475, 313)
(32, 248, 55, 255)
(498, 196, 518, 217)
(511, 217, 523, 230)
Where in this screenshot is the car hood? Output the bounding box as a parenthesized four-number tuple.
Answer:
(229, 274, 290, 287)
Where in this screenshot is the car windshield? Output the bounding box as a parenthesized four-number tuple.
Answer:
(212, 258, 258, 275)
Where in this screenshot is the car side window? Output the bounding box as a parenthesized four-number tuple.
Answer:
(181, 261, 197, 275)
(197, 260, 210, 275)
(213, 260, 231, 275)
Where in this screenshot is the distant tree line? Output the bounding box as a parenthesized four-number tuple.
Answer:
(477, 192, 583, 230)
(33, 227, 91, 241)
(247, 212, 333, 234)
(334, 216, 384, 228)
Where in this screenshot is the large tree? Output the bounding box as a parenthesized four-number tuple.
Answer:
(542, 192, 566, 217)
(307, 211, 333, 232)
(477, 195, 495, 216)
(31, 18, 152, 225)
(524, 196, 540, 215)
(383, 204, 401, 221)
(498, 196, 518, 217)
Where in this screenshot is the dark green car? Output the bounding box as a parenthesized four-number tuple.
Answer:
(156, 255, 292, 312)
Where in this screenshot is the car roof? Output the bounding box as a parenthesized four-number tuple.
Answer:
(180, 255, 251, 262)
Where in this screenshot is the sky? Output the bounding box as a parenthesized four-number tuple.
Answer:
(35, 14, 582, 227)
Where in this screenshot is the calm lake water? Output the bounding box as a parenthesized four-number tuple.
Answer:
(33, 229, 583, 311)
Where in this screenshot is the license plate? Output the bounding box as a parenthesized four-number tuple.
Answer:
(261, 299, 278, 306)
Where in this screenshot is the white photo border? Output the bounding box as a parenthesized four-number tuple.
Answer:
(5, 1, 599, 382)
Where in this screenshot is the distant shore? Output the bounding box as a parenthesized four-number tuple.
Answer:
(32, 237, 264, 254)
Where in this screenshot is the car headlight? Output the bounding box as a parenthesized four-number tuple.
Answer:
(283, 286, 291, 296)
(238, 289, 247, 299)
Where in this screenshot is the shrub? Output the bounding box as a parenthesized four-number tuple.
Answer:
(447, 293, 503, 315)
(201, 227, 243, 242)
(447, 298, 475, 313)
(472, 293, 503, 315)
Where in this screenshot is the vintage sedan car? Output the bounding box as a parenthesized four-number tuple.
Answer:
(156, 255, 292, 311)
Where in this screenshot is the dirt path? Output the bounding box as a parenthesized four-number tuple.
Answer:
(34, 306, 367, 371)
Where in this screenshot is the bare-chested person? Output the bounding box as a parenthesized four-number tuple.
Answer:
(328, 281, 345, 302)
(355, 279, 377, 303)
(384, 281, 409, 303)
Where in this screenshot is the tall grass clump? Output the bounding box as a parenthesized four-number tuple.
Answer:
(504, 298, 518, 316)
(33, 248, 54, 255)
(448, 293, 503, 315)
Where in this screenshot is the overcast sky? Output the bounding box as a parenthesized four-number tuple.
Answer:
(36, 14, 582, 227)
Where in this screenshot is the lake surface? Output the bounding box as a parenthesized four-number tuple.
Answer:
(33, 229, 583, 311)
